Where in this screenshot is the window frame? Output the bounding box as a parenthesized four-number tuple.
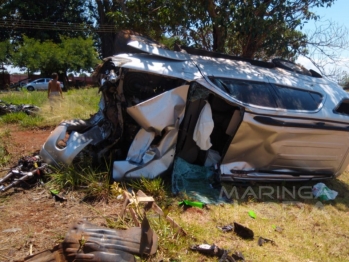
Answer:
(208, 76, 324, 112)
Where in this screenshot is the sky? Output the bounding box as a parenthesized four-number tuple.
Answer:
(296, 0, 349, 73)
(6, 0, 349, 74)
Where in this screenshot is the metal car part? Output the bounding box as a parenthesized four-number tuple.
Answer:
(113, 85, 189, 180)
(23, 217, 157, 261)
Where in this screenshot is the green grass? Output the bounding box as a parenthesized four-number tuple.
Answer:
(0, 89, 48, 106)
(0, 128, 11, 167)
(2, 87, 349, 261)
(0, 88, 100, 128)
(128, 176, 168, 202)
(48, 160, 112, 202)
(132, 175, 348, 261)
(98, 173, 349, 261)
(46, 160, 349, 261)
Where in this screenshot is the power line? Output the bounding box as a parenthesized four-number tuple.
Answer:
(0, 19, 118, 33)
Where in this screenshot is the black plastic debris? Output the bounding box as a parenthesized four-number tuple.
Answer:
(231, 251, 245, 261)
(178, 200, 206, 209)
(0, 99, 39, 116)
(50, 190, 67, 202)
(233, 222, 254, 239)
(219, 250, 236, 262)
(218, 224, 234, 233)
(191, 243, 223, 257)
(258, 236, 276, 246)
(190, 244, 235, 261)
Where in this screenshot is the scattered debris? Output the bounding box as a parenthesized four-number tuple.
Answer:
(231, 251, 245, 261)
(50, 190, 67, 202)
(312, 183, 338, 201)
(23, 217, 157, 261)
(190, 244, 235, 261)
(172, 157, 223, 204)
(248, 210, 256, 219)
(272, 225, 284, 233)
(233, 222, 254, 239)
(2, 228, 22, 233)
(218, 224, 234, 233)
(258, 236, 276, 246)
(0, 99, 39, 116)
(122, 189, 187, 236)
(217, 222, 254, 240)
(219, 250, 236, 262)
(178, 200, 206, 209)
(0, 156, 50, 193)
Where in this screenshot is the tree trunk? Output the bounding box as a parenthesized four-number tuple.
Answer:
(212, 25, 226, 52)
(205, 0, 226, 52)
(95, 1, 145, 57)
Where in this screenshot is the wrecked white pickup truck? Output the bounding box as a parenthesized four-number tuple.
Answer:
(40, 40, 349, 182)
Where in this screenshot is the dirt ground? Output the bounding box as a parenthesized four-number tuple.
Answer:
(2, 125, 52, 160)
(0, 126, 123, 262)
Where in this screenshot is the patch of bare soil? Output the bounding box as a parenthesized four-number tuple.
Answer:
(2, 125, 53, 164)
(0, 125, 123, 262)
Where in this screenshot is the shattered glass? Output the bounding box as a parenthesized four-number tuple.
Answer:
(172, 157, 224, 204)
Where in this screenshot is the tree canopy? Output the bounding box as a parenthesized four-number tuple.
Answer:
(0, 0, 92, 43)
(104, 0, 337, 60)
(11, 36, 100, 78)
(0, 0, 344, 75)
(0, 40, 11, 64)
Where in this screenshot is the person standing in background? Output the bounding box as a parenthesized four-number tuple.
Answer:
(48, 73, 63, 111)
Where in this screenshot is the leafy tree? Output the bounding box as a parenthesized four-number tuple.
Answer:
(87, 0, 152, 57)
(0, 0, 92, 43)
(104, 0, 336, 60)
(11, 36, 100, 84)
(1, 0, 342, 64)
(0, 40, 11, 64)
(88, 0, 120, 57)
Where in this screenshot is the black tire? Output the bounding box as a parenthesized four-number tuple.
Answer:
(27, 86, 34, 91)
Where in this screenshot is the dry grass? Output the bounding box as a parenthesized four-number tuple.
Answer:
(1, 89, 349, 261)
(0, 187, 125, 261)
(146, 172, 349, 261)
(1, 171, 349, 261)
(0, 88, 100, 128)
(37, 88, 100, 127)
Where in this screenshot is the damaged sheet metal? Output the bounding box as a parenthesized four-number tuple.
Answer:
(40, 111, 107, 166)
(220, 112, 349, 181)
(113, 85, 188, 180)
(40, 36, 349, 182)
(126, 84, 189, 133)
(41, 74, 124, 166)
(24, 218, 158, 262)
(0, 156, 49, 193)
